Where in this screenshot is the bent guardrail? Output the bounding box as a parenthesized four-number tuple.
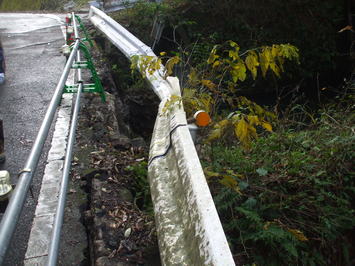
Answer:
(89, 6, 235, 265)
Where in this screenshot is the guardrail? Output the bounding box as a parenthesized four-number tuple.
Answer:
(0, 13, 99, 265)
(0, 37, 81, 265)
(46, 13, 84, 266)
(89, 6, 235, 265)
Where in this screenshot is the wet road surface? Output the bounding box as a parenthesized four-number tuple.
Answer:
(0, 13, 66, 265)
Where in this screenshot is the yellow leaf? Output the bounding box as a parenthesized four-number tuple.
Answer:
(245, 51, 259, 80)
(287, 228, 308, 241)
(254, 104, 264, 116)
(259, 47, 271, 77)
(270, 61, 281, 77)
(188, 68, 199, 86)
(271, 45, 280, 57)
(235, 118, 248, 143)
(229, 50, 239, 61)
(217, 119, 230, 128)
(183, 88, 196, 98)
(263, 221, 272, 230)
(228, 40, 238, 48)
(199, 93, 214, 113)
(207, 46, 219, 64)
(265, 111, 277, 120)
(231, 61, 247, 83)
(162, 95, 182, 114)
(262, 122, 273, 132)
(219, 175, 241, 194)
(212, 60, 221, 68)
(201, 79, 217, 89)
(248, 123, 258, 139)
(207, 119, 230, 141)
(207, 129, 222, 141)
(248, 115, 260, 126)
(277, 56, 285, 72)
(204, 168, 220, 178)
(160, 51, 167, 56)
(165, 56, 180, 77)
(279, 44, 299, 62)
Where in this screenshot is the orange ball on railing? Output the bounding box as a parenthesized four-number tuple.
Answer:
(194, 110, 211, 127)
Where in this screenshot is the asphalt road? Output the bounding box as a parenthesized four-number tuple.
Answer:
(0, 13, 66, 265)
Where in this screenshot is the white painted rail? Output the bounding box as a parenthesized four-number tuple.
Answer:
(89, 6, 235, 265)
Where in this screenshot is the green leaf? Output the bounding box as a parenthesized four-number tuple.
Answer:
(239, 181, 249, 191)
(283, 241, 298, 258)
(243, 197, 257, 209)
(256, 168, 268, 176)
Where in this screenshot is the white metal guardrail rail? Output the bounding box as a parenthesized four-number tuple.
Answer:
(89, 6, 235, 265)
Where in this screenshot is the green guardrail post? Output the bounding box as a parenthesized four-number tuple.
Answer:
(62, 15, 105, 102)
(63, 42, 106, 102)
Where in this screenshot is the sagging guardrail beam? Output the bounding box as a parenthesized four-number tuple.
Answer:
(89, 6, 235, 265)
(0, 39, 81, 265)
(89, 6, 171, 100)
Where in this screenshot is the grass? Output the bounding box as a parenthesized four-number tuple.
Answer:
(0, 0, 89, 11)
(0, 0, 42, 11)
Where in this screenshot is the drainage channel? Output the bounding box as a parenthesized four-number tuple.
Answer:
(67, 89, 161, 265)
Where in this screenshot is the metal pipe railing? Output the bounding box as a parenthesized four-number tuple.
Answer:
(0, 36, 81, 266)
(46, 13, 83, 266)
(46, 84, 82, 266)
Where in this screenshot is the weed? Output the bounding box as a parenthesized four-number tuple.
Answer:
(126, 161, 153, 214)
(203, 103, 354, 265)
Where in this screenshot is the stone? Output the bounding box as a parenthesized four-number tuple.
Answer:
(117, 187, 133, 203)
(111, 135, 131, 150)
(130, 137, 146, 149)
(94, 240, 110, 257)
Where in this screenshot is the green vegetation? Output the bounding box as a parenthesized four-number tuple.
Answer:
(203, 97, 354, 265)
(0, 0, 43, 10)
(125, 161, 153, 213)
(0, 0, 88, 11)
(115, 0, 350, 99)
(111, 1, 164, 45)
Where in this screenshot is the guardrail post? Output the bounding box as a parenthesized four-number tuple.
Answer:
(75, 15, 94, 48)
(62, 16, 105, 102)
